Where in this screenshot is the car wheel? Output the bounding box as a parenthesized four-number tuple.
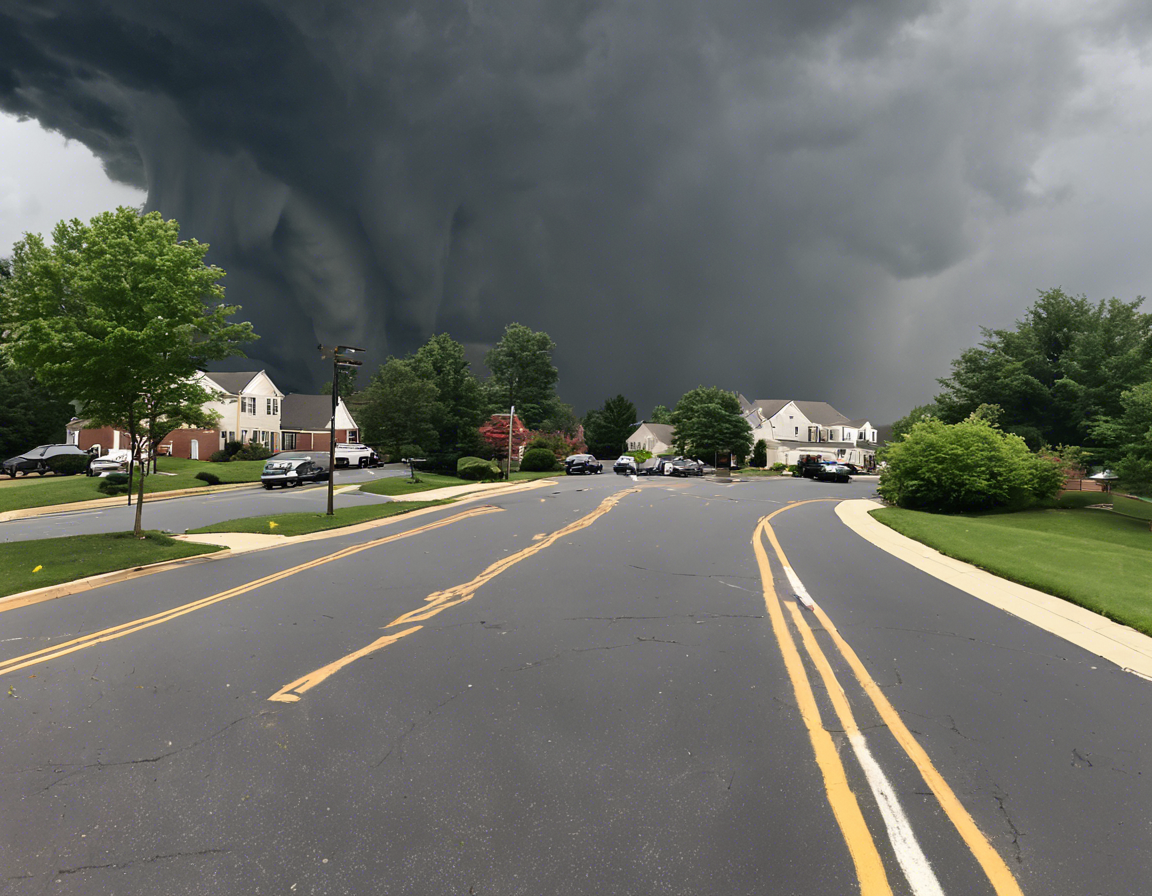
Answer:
(263, 483, 273, 490)
(358, 457, 368, 468)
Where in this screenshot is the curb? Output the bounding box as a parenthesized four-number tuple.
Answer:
(0, 481, 262, 523)
(836, 499, 1152, 680)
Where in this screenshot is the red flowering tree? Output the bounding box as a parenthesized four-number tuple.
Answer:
(479, 413, 531, 465)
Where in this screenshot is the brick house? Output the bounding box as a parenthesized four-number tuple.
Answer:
(66, 370, 360, 460)
(279, 394, 360, 451)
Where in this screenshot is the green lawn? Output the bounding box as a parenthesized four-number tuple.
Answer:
(0, 457, 265, 513)
(871, 498, 1152, 636)
(185, 499, 450, 537)
(0, 532, 224, 598)
(359, 469, 558, 497)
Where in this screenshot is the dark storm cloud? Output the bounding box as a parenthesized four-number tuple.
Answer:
(1, 1, 1142, 420)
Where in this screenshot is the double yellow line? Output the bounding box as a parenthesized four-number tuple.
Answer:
(0, 505, 503, 679)
(754, 502, 1024, 896)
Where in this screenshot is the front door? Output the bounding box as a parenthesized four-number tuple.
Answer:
(191, 439, 199, 460)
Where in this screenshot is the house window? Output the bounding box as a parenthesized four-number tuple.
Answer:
(266, 398, 279, 415)
(240, 396, 256, 414)
(283, 432, 297, 450)
(794, 427, 799, 436)
(241, 429, 248, 443)
(347, 430, 357, 442)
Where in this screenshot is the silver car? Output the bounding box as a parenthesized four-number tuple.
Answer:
(261, 452, 330, 489)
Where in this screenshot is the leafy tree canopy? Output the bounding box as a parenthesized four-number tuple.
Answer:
(650, 404, 673, 424)
(411, 333, 485, 458)
(359, 357, 439, 460)
(0, 359, 76, 460)
(1, 207, 254, 534)
(670, 386, 753, 459)
(484, 323, 558, 429)
(934, 288, 1152, 448)
(584, 394, 638, 458)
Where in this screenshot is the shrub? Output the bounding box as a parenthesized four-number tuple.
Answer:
(630, 449, 653, 463)
(208, 449, 231, 463)
(752, 439, 768, 468)
(223, 440, 244, 458)
(520, 447, 559, 472)
(195, 471, 221, 485)
(47, 454, 90, 476)
(770, 462, 786, 472)
(233, 441, 272, 461)
(457, 456, 500, 480)
(878, 416, 1065, 513)
(98, 473, 131, 496)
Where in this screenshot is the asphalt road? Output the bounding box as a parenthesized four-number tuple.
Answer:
(1, 474, 1148, 895)
(0, 465, 410, 543)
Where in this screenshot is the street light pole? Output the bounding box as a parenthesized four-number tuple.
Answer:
(507, 404, 515, 480)
(318, 344, 365, 515)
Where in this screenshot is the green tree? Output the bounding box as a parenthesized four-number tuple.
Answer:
(484, 323, 558, 429)
(0, 359, 76, 460)
(878, 414, 1065, 512)
(411, 333, 485, 464)
(359, 357, 439, 460)
(650, 404, 673, 424)
(1, 207, 255, 535)
(584, 394, 638, 458)
(887, 403, 940, 446)
(1089, 381, 1152, 495)
(670, 387, 753, 460)
(751, 438, 768, 468)
(935, 288, 1152, 448)
(319, 367, 359, 401)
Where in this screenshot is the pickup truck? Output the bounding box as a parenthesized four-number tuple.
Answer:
(333, 443, 380, 468)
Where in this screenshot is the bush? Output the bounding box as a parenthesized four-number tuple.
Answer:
(47, 454, 90, 476)
(520, 447, 559, 472)
(752, 439, 768, 468)
(457, 456, 500, 480)
(195, 471, 221, 486)
(223, 440, 244, 457)
(233, 441, 272, 461)
(877, 416, 1065, 513)
(770, 462, 786, 472)
(98, 473, 131, 496)
(208, 449, 231, 463)
(631, 449, 653, 463)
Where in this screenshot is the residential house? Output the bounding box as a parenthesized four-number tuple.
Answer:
(625, 422, 674, 456)
(67, 369, 361, 460)
(279, 394, 360, 451)
(739, 396, 878, 468)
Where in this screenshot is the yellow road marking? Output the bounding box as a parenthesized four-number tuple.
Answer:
(760, 501, 1026, 896)
(752, 519, 893, 895)
(269, 489, 639, 701)
(269, 627, 423, 702)
(0, 506, 502, 679)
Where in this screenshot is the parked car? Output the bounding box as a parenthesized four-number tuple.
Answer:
(669, 458, 704, 477)
(814, 462, 852, 483)
(261, 452, 331, 489)
(564, 454, 603, 475)
(638, 457, 675, 476)
(87, 449, 134, 476)
(613, 455, 638, 475)
(2, 444, 91, 477)
(334, 443, 380, 468)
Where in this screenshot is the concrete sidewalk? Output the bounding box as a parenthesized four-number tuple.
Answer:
(836, 499, 1152, 681)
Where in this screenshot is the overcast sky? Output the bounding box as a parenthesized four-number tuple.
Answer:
(2, 1, 1152, 424)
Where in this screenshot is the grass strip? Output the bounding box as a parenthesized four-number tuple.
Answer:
(0, 457, 266, 513)
(186, 499, 451, 537)
(360, 469, 558, 497)
(0, 532, 224, 599)
(871, 502, 1152, 637)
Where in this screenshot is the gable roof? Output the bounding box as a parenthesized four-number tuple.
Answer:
(791, 401, 850, 426)
(847, 418, 872, 429)
(630, 422, 674, 444)
(201, 371, 261, 395)
(750, 399, 792, 419)
(280, 394, 357, 432)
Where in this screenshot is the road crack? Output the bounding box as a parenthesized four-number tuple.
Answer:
(57, 848, 229, 875)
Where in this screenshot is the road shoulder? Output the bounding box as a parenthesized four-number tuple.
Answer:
(837, 499, 1152, 680)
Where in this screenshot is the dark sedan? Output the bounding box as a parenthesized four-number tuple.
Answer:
(564, 454, 603, 475)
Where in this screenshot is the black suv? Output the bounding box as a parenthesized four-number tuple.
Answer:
(2, 444, 91, 477)
(564, 454, 603, 475)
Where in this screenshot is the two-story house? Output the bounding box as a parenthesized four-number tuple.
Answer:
(67, 370, 360, 460)
(738, 396, 877, 468)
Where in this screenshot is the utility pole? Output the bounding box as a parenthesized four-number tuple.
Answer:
(318, 344, 365, 515)
(507, 404, 515, 480)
